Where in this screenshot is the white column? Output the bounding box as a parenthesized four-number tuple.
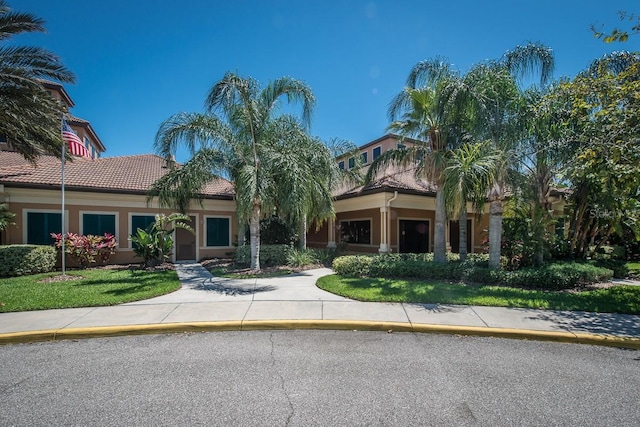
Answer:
(327, 218, 336, 248)
(378, 207, 388, 253)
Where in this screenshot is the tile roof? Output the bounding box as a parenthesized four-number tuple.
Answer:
(335, 165, 438, 199)
(0, 151, 234, 198)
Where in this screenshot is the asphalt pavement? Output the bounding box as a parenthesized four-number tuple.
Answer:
(1, 262, 639, 348)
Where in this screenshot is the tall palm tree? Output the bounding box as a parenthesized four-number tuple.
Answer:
(465, 42, 555, 269)
(367, 59, 469, 263)
(0, 0, 75, 162)
(150, 72, 319, 270)
(441, 141, 497, 261)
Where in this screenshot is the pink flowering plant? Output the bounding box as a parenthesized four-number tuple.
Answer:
(51, 232, 117, 268)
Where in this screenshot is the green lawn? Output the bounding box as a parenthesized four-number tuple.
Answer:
(0, 268, 181, 313)
(317, 275, 640, 314)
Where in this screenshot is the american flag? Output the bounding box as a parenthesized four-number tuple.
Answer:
(62, 119, 92, 158)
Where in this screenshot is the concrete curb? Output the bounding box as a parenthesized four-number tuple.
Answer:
(2, 320, 640, 349)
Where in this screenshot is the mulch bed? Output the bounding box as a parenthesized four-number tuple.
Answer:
(200, 258, 323, 276)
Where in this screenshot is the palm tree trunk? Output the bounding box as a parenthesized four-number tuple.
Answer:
(458, 209, 468, 262)
(249, 201, 261, 270)
(237, 218, 245, 247)
(489, 199, 503, 270)
(299, 216, 307, 250)
(434, 189, 446, 263)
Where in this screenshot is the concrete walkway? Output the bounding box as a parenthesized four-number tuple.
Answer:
(1, 263, 640, 348)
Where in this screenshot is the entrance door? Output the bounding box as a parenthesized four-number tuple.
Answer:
(399, 220, 429, 253)
(449, 219, 472, 253)
(175, 216, 196, 261)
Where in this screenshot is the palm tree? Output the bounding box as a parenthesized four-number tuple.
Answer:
(150, 72, 319, 270)
(273, 133, 361, 249)
(465, 42, 555, 269)
(367, 58, 468, 263)
(0, 0, 75, 162)
(441, 141, 497, 261)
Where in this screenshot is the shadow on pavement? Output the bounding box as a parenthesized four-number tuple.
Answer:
(532, 311, 640, 337)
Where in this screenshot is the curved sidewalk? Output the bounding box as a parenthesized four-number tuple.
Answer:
(1, 263, 640, 349)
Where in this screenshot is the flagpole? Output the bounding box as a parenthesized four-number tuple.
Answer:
(61, 116, 66, 276)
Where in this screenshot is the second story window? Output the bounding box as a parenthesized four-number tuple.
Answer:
(373, 146, 381, 160)
(361, 152, 368, 164)
(348, 157, 355, 169)
(338, 161, 345, 170)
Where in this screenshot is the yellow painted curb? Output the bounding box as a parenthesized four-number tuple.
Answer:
(1, 320, 639, 350)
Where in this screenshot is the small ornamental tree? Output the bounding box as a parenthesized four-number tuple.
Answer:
(51, 232, 117, 268)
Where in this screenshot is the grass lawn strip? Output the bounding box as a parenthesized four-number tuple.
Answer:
(317, 275, 640, 315)
(0, 268, 180, 313)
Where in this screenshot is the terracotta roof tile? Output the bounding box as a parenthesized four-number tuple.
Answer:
(0, 152, 234, 198)
(335, 165, 438, 198)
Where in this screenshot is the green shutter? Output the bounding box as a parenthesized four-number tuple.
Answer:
(83, 214, 116, 236)
(206, 217, 230, 246)
(27, 212, 61, 244)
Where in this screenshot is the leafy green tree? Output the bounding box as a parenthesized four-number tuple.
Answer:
(367, 59, 468, 263)
(546, 51, 640, 258)
(0, 0, 75, 162)
(592, 11, 639, 42)
(150, 72, 330, 270)
(0, 203, 15, 231)
(441, 141, 497, 261)
(464, 42, 555, 269)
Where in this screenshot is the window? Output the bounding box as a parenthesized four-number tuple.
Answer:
(26, 212, 61, 244)
(397, 143, 406, 150)
(360, 152, 368, 164)
(84, 136, 90, 151)
(338, 161, 345, 170)
(340, 220, 371, 244)
(82, 213, 116, 236)
(348, 157, 355, 169)
(130, 214, 156, 249)
(131, 215, 156, 235)
(206, 217, 230, 247)
(372, 146, 381, 160)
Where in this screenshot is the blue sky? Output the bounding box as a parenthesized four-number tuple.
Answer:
(18, 0, 640, 161)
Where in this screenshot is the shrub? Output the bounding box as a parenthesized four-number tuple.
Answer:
(332, 255, 374, 277)
(332, 254, 613, 290)
(592, 259, 629, 278)
(235, 244, 292, 267)
(286, 248, 320, 267)
(129, 213, 193, 267)
(497, 263, 613, 290)
(52, 233, 116, 268)
(0, 245, 56, 277)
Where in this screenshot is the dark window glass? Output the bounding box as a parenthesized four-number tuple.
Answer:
(340, 220, 371, 244)
(348, 157, 355, 169)
(207, 217, 230, 246)
(372, 146, 381, 160)
(338, 161, 345, 170)
(361, 152, 368, 164)
(27, 212, 61, 244)
(83, 214, 116, 236)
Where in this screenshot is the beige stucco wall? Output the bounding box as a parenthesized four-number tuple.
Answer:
(1, 187, 236, 264)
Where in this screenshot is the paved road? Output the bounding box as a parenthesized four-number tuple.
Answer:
(1, 331, 639, 426)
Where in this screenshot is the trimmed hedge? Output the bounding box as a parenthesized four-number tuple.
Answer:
(332, 254, 614, 290)
(235, 244, 292, 267)
(0, 245, 57, 278)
